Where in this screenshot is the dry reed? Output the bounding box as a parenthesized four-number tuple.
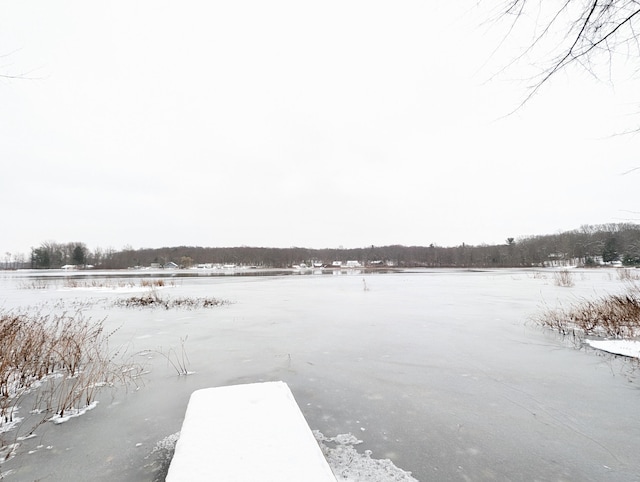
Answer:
(0, 308, 141, 442)
(534, 286, 640, 339)
(553, 270, 575, 287)
(114, 291, 228, 310)
(617, 268, 640, 282)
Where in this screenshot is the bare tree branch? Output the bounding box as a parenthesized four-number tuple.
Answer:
(517, 0, 601, 108)
(0, 48, 42, 80)
(492, 0, 640, 110)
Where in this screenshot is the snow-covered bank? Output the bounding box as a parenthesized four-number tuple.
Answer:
(586, 339, 640, 359)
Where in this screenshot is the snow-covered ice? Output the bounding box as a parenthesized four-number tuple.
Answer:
(166, 381, 336, 481)
(49, 401, 99, 425)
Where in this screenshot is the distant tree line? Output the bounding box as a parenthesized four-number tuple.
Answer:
(29, 241, 89, 269)
(3, 223, 640, 270)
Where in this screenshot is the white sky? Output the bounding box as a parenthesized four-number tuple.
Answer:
(1, 1, 638, 256)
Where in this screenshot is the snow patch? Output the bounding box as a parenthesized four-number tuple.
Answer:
(0, 443, 19, 465)
(49, 401, 99, 424)
(585, 339, 640, 359)
(0, 413, 23, 435)
(314, 431, 418, 482)
(150, 432, 181, 457)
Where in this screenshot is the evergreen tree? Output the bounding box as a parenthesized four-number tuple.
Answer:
(602, 236, 619, 263)
(72, 245, 86, 266)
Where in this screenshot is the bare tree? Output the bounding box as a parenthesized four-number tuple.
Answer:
(0, 50, 31, 80)
(491, 1, 640, 109)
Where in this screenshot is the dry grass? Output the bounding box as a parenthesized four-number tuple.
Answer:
(617, 268, 640, 282)
(553, 270, 575, 287)
(140, 279, 167, 288)
(18, 278, 175, 290)
(63, 278, 174, 289)
(114, 291, 229, 310)
(534, 286, 640, 339)
(153, 336, 192, 376)
(529, 271, 547, 280)
(0, 309, 141, 443)
(17, 279, 50, 290)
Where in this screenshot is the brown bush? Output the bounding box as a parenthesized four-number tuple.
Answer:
(0, 309, 140, 434)
(114, 291, 228, 310)
(535, 286, 640, 339)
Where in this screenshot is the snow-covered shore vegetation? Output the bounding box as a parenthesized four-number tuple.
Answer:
(534, 284, 640, 340)
(113, 290, 229, 310)
(0, 308, 141, 455)
(18, 278, 175, 291)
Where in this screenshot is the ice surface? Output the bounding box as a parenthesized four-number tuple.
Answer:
(1, 268, 640, 481)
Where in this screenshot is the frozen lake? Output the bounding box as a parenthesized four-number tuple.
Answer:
(1, 268, 639, 481)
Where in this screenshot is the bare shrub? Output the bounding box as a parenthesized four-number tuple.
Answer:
(17, 279, 50, 290)
(534, 287, 640, 339)
(153, 336, 192, 376)
(0, 309, 141, 437)
(114, 291, 229, 310)
(553, 270, 575, 287)
(617, 268, 640, 282)
(60, 278, 174, 289)
(140, 279, 167, 288)
(530, 271, 547, 280)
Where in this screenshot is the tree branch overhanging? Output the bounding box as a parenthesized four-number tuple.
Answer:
(493, 0, 640, 108)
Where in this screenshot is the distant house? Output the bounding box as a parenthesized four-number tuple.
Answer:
(346, 260, 362, 268)
(163, 261, 179, 269)
(150, 263, 162, 269)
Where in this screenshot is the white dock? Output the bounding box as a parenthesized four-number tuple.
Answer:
(165, 381, 337, 481)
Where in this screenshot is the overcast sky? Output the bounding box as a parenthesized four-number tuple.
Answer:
(1, 1, 638, 256)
